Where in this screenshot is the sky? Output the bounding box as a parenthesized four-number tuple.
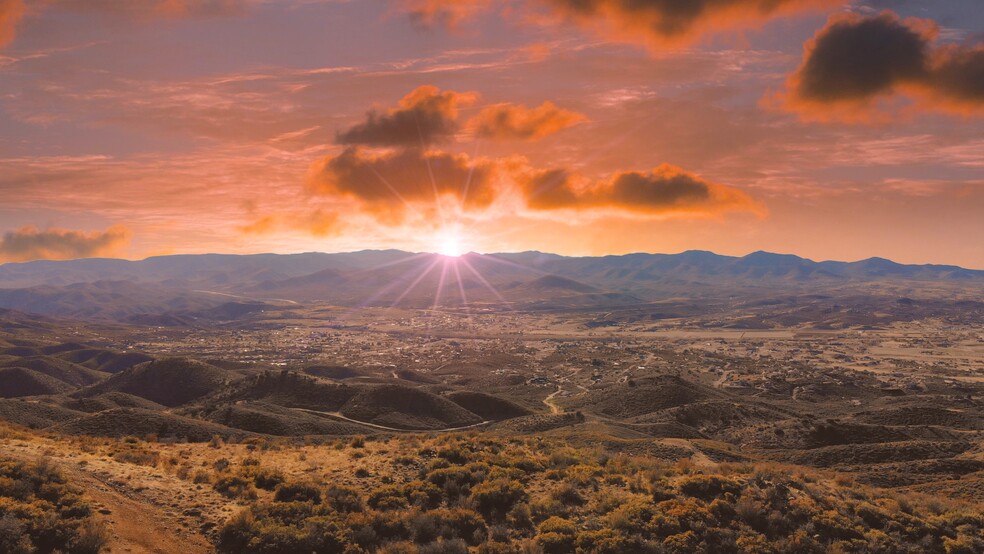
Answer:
(0, 0, 982, 267)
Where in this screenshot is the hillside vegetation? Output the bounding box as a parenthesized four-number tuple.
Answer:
(0, 456, 108, 553)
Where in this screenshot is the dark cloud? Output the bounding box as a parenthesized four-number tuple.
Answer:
(467, 101, 586, 141)
(544, 0, 839, 44)
(792, 12, 931, 103)
(781, 11, 984, 120)
(336, 86, 478, 147)
(0, 225, 132, 262)
(0, 0, 25, 49)
(306, 146, 760, 222)
(521, 163, 760, 215)
(930, 45, 984, 111)
(402, 0, 843, 46)
(307, 146, 500, 220)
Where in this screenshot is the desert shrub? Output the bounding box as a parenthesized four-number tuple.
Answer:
(0, 515, 34, 554)
(73, 519, 111, 554)
(251, 467, 285, 491)
(606, 497, 658, 534)
(428, 508, 487, 545)
(662, 530, 699, 553)
(379, 541, 418, 554)
(214, 474, 257, 500)
(303, 515, 354, 553)
(369, 485, 411, 510)
(419, 538, 469, 554)
(348, 510, 412, 547)
(506, 503, 533, 531)
(677, 475, 741, 500)
(274, 481, 322, 504)
(112, 447, 160, 467)
(326, 485, 364, 513)
(477, 541, 521, 554)
(537, 531, 575, 554)
(470, 479, 527, 518)
(0, 457, 105, 554)
(537, 516, 576, 536)
(437, 445, 471, 464)
(551, 482, 585, 507)
(576, 528, 658, 554)
(405, 481, 443, 510)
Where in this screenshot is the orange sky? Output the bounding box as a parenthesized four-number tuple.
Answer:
(0, 0, 982, 267)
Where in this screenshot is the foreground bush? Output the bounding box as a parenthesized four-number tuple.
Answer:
(0, 456, 109, 553)
(217, 437, 984, 554)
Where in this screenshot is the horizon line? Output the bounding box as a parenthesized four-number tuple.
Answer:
(1, 248, 982, 272)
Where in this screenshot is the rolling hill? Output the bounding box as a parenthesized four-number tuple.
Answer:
(77, 358, 241, 407)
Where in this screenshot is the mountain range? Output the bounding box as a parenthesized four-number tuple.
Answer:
(0, 250, 980, 320)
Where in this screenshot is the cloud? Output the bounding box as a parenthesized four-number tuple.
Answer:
(401, 0, 492, 29)
(520, 163, 762, 216)
(0, 0, 247, 51)
(542, 0, 841, 46)
(0, 225, 132, 262)
(927, 44, 984, 114)
(336, 85, 478, 147)
(49, 0, 248, 18)
(400, 0, 841, 47)
(307, 146, 761, 223)
(466, 101, 587, 140)
(240, 209, 343, 238)
(307, 146, 502, 221)
(779, 11, 984, 121)
(0, 0, 25, 49)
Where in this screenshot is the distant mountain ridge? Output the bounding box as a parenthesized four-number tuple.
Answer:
(0, 249, 980, 319)
(1, 249, 980, 288)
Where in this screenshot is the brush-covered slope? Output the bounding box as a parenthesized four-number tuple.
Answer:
(49, 407, 252, 441)
(78, 358, 237, 407)
(52, 346, 154, 374)
(215, 371, 356, 412)
(0, 366, 75, 397)
(0, 355, 107, 386)
(444, 390, 534, 421)
(198, 401, 375, 436)
(339, 384, 484, 430)
(573, 375, 723, 419)
(59, 391, 167, 413)
(0, 398, 84, 428)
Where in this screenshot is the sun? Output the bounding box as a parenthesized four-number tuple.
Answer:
(437, 234, 464, 257)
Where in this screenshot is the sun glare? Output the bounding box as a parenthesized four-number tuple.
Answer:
(438, 234, 464, 257)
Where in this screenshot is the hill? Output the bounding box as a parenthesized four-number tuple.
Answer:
(53, 346, 154, 374)
(49, 407, 253, 441)
(573, 375, 723, 419)
(77, 358, 238, 407)
(339, 384, 485, 430)
(198, 401, 375, 436)
(0, 398, 84, 428)
(444, 390, 534, 421)
(0, 355, 107, 386)
(0, 366, 76, 397)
